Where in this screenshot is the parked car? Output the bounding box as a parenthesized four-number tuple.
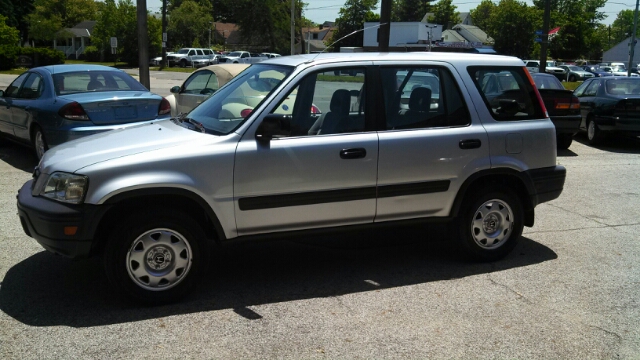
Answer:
(218, 51, 268, 64)
(166, 63, 249, 116)
(0, 64, 171, 159)
(260, 53, 282, 58)
(523, 59, 566, 80)
(530, 73, 581, 149)
(581, 65, 614, 78)
(558, 65, 594, 82)
(167, 48, 217, 68)
(149, 52, 174, 66)
(573, 77, 640, 144)
(600, 64, 640, 77)
(16, 53, 565, 304)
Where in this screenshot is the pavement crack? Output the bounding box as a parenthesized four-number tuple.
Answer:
(486, 275, 533, 304)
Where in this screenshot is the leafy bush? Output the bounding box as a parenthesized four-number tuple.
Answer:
(0, 45, 18, 70)
(14, 47, 65, 67)
(83, 46, 101, 62)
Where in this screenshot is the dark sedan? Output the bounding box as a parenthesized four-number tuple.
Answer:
(573, 77, 640, 145)
(530, 73, 581, 149)
(0, 64, 171, 159)
(582, 65, 614, 78)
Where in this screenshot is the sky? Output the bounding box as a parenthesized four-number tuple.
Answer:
(143, 0, 635, 27)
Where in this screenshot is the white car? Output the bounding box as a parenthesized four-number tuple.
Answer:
(601, 64, 640, 77)
(149, 52, 174, 66)
(524, 60, 566, 79)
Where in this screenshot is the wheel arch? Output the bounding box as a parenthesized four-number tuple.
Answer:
(92, 187, 226, 256)
(450, 169, 535, 227)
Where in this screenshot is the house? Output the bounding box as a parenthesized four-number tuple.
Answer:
(53, 21, 96, 59)
(363, 22, 442, 51)
(212, 22, 242, 51)
(603, 36, 640, 64)
(301, 22, 336, 53)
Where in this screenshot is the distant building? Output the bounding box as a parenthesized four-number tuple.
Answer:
(301, 22, 336, 53)
(603, 37, 640, 64)
(53, 21, 96, 59)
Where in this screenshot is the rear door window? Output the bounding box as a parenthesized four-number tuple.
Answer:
(468, 66, 544, 121)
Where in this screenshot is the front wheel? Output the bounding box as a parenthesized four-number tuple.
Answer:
(179, 60, 187, 68)
(103, 210, 210, 304)
(456, 188, 523, 262)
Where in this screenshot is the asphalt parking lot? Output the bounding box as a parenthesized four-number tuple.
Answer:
(1, 71, 640, 358)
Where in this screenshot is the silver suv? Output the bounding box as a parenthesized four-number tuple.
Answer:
(17, 53, 566, 304)
(167, 48, 216, 68)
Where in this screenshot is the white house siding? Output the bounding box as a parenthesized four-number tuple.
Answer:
(363, 22, 442, 47)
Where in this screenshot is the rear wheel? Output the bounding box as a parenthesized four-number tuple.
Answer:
(568, 74, 576, 82)
(557, 134, 573, 149)
(103, 209, 210, 304)
(32, 126, 48, 160)
(587, 117, 603, 145)
(456, 188, 523, 262)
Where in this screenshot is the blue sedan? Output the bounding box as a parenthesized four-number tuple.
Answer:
(0, 64, 171, 159)
(582, 65, 614, 78)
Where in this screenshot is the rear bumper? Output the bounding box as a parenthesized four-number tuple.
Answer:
(526, 166, 566, 205)
(550, 114, 581, 135)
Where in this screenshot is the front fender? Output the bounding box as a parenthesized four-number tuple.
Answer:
(165, 94, 177, 117)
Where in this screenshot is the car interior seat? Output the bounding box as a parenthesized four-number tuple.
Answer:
(394, 87, 431, 129)
(308, 89, 351, 135)
(87, 78, 104, 91)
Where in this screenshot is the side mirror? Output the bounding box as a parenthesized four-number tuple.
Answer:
(170, 86, 181, 94)
(255, 114, 291, 142)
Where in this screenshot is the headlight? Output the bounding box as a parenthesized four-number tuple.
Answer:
(40, 172, 88, 204)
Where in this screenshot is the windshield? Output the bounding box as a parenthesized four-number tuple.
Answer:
(177, 49, 189, 54)
(546, 61, 556, 67)
(567, 65, 582, 71)
(184, 64, 294, 135)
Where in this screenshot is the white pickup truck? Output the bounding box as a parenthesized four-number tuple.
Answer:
(218, 51, 267, 64)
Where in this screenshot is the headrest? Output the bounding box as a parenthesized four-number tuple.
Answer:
(330, 89, 351, 114)
(408, 87, 432, 112)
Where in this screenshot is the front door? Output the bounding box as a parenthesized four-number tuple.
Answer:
(0, 72, 29, 136)
(233, 66, 378, 235)
(176, 69, 219, 115)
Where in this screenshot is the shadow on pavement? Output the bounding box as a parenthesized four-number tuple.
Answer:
(573, 133, 640, 154)
(0, 141, 38, 172)
(0, 226, 557, 327)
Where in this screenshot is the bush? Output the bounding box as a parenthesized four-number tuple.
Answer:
(0, 44, 18, 70)
(17, 47, 65, 67)
(83, 46, 101, 62)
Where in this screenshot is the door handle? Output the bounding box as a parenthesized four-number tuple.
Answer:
(340, 148, 366, 159)
(459, 139, 481, 149)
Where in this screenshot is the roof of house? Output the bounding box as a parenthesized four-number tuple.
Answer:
(452, 24, 493, 44)
(57, 21, 97, 38)
(442, 29, 466, 42)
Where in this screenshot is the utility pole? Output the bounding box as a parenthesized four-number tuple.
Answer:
(628, 0, 639, 77)
(378, 0, 391, 51)
(161, 0, 167, 70)
(208, 22, 212, 48)
(426, 25, 437, 52)
(539, 0, 550, 74)
(137, 0, 150, 90)
(290, 0, 295, 55)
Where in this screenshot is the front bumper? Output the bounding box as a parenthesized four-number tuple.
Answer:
(16, 180, 109, 258)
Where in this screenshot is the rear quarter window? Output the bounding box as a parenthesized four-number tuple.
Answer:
(468, 66, 545, 121)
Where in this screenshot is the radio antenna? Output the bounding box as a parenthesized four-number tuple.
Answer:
(312, 22, 388, 61)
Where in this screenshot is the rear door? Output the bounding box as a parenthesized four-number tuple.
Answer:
(11, 72, 45, 141)
(574, 79, 599, 129)
(373, 63, 490, 221)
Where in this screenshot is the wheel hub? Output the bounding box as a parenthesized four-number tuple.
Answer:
(146, 246, 173, 271)
(483, 214, 500, 234)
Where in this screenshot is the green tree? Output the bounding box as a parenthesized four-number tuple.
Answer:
(469, 0, 496, 33)
(487, 0, 538, 58)
(329, 0, 379, 49)
(27, 0, 98, 41)
(167, 0, 213, 49)
(610, 9, 634, 45)
(0, 0, 34, 44)
(427, 0, 459, 29)
(393, 0, 433, 22)
(0, 13, 20, 45)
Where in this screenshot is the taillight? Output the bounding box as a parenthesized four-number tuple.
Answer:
(58, 102, 89, 121)
(554, 99, 571, 110)
(158, 97, 171, 115)
(311, 105, 321, 114)
(240, 108, 253, 118)
(570, 96, 580, 110)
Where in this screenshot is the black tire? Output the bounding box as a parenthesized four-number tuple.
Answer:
(456, 188, 523, 262)
(586, 117, 602, 145)
(179, 60, 187, 68)
(32, 125, 48, 160)
(103, 209, 210, 305)
(568, 74, 576, 82)
(557, 133, 573, 149)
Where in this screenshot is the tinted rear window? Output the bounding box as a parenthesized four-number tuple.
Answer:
(468, 66, 545, 121)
